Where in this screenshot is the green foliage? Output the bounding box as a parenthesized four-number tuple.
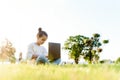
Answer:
(103, 40, 109, 44)
(93, 33, 100, 38)
(64, 35, 88, 64)
(9, 55, 16, 63)
(64, 33, 109, 64)
(116, 57, 120, 63)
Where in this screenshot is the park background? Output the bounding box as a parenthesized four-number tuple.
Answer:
(0, 0, 120, 61)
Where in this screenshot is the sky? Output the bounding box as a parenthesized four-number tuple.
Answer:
(0, 0, 120, 61)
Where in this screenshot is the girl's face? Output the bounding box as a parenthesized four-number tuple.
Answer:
(37, 35, 47, 45)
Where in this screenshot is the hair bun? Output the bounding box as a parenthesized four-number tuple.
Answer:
(38, 27, 42, 32)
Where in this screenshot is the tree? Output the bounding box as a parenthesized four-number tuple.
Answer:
(0, 39, 16, 63)
(63, 35, 88, 64)
(63, 33, 109, 64)
(116, 57, 120, 63)
(83, 33, 109, 63)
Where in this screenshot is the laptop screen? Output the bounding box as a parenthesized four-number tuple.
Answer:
(48, 42, 61, 61)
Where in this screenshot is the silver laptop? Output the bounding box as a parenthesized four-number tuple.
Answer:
(48, 42, 61, 61)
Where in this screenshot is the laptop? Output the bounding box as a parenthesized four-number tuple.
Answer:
(48, 42, 61, 61)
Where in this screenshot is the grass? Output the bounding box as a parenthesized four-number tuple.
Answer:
(0, 63, 120, 80)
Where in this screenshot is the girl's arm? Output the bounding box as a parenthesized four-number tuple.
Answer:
(31, 54, 38, 59)
(27, 44, 35, 60)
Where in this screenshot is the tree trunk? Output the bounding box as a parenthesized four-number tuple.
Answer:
(75, 58, 79, 64)
(89, 52, 92, 64)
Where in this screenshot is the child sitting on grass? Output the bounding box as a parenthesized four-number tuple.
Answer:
(27, 27, 49, 64)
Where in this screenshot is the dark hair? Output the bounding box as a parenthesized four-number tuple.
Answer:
(37, 27, 48, 37)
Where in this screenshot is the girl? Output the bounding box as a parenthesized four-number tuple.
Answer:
(27, 27, 49, 64)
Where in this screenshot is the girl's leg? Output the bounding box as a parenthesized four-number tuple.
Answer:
(52, 58, 61, 65)
(36, 56, 49, 64)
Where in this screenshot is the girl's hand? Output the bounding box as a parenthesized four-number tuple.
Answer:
(32, 54, 38, 59)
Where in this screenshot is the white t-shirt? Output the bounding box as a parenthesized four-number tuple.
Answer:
(27, 43, 48, 60)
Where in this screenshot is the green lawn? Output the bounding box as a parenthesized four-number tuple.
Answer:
(0, 63, 120, 80)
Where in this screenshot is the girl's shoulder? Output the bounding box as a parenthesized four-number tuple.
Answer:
(28, 42, 36, 47)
